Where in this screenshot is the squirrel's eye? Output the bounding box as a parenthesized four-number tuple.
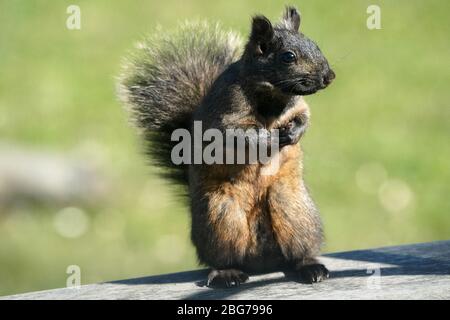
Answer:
(281, 51, 296, 64)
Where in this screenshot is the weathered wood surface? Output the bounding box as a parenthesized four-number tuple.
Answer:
(2, 240, 450, 300)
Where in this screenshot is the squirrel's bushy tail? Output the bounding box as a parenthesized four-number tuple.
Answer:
(119, 22, 242, 185)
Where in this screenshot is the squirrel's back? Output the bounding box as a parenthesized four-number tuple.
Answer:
(119, 22, 242, 184)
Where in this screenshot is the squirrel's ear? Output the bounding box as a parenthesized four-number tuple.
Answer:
(282, 6, 301, 32)
(250, 15, 274, 53)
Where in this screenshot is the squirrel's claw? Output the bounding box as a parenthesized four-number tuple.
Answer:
(296, 264, 329, 284)
(278, 118, 305, 147)
(207, 269, 249, 288)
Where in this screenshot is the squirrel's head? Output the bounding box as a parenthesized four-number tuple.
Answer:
(242, 6, 335, 96)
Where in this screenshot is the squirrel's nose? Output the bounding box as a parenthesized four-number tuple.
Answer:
(322, 69, 335, 86)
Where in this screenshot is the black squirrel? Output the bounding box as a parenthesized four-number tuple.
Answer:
(119, 6, 335, 287)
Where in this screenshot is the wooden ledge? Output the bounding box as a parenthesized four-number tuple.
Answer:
(2, 240, 449, 300)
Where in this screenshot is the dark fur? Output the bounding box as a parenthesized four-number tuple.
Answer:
(120, 7, 335, 287)
(119, 22, 242, 184)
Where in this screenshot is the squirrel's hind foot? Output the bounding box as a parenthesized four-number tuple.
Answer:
(206, 269, 249, 288)
(296, 264, 329, 284)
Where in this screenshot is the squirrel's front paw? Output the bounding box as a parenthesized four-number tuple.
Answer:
(278, 117, 306, 147)
(296, 264, 329, 284)
(207, 269, 249, 288)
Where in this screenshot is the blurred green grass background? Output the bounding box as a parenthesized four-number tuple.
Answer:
(0, 0, 449, 296)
